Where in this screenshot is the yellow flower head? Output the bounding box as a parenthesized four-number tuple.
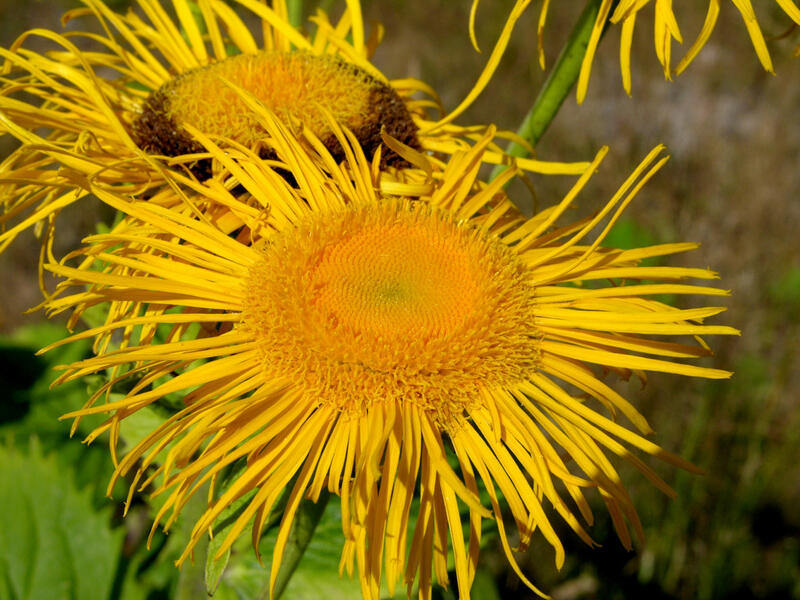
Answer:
(134, 50, 418, 175)
(0, 0, 583, 259)
(522, 0, 800, 102)
(43, 118, 738, 599)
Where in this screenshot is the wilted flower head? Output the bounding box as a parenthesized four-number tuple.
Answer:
(43, 113, 738, 598)
(0, 0, 582, 260)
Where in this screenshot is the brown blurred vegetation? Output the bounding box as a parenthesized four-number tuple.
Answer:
(1, 1, 799, 598)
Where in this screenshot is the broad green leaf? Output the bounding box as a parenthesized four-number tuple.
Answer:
(0, 440, 124, 600)
(0, 326, 179, 599)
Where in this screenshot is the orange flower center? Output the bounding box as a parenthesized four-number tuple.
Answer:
(310, 220, 480, 341)
(243, 202, 539, 423)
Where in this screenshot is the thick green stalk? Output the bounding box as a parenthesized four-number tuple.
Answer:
(286, 0, 303, 30)
(490, 0, 606, 181)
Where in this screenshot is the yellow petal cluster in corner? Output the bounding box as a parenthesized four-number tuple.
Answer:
(41, 113, 738, 600)
(0, 0, 585, 268)
(500, 0, 800, 101)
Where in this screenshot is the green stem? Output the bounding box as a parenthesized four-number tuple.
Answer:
(286, 0, 303, 30)
(271, 490, 331, 600)
(489, 0, 607, 181)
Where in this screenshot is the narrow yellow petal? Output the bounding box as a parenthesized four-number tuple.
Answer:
(173, 0, 209, 63)
(577, 0, 615, 104)
(731, 0, 774, 72)
(424, 0, 532, 131)
(541, 339, 734, 378)
(619, 14, 636, 94)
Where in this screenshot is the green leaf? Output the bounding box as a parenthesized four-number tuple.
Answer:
(203, 458, 300, 596)
(0, 323, 115, 503)
(213, 498, 412, 600)
(206, 546, 233, 597)
(204, 485, 258, 595)
(0, 440, 124, 600)
(205, 486, 500, 599)
(270, 491, 331, 599)
(222, 499, 357, 600)
(116, 401, 171, 452)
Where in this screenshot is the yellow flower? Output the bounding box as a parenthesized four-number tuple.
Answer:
(43, 116, 738, 599)
(0, 0, 585, 258)
(525, 0, 800, 102)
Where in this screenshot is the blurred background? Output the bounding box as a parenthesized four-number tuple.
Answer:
(1, 1, 799, 599)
